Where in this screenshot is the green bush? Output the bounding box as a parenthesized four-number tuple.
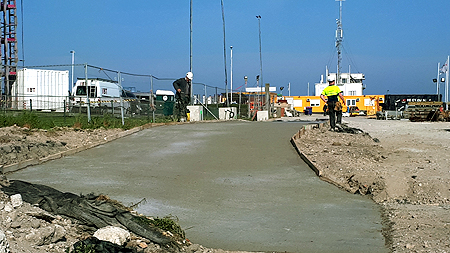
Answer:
(133, 215, 185, 239)
(0, 111, 156, 130)
(0, 111, 42, 128)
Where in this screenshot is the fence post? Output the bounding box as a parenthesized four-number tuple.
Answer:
(118, 71, 125, 125)
(239, 91, 241, 118)
(30, 99, 32, 111)
(147, 102, 150, 121)
(215, 87, 218, 104)
(64, 100, 66, 124)
(151, 75, 155, 123)
(85, 63, 91, 123)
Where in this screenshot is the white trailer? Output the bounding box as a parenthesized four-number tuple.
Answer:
(12, 68, 69, 111)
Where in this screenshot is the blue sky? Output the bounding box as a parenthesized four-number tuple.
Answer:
(19, 0, 450, 96)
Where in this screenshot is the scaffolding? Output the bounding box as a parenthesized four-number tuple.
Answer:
(1, 0, 18, 97)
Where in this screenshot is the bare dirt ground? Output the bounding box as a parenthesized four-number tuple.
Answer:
(0, 126, 125, 170)
(292, 116, 450, 252)
(0, 117, 449, 252)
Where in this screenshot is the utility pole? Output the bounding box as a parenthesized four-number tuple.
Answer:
(335, 0, 344, 85)
(256, 15, 263, 92)
(221, 0, 228, 106)
(190, 0, 194, 105)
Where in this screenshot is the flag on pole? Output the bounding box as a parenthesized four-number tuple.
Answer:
(440, 59, 449, 74)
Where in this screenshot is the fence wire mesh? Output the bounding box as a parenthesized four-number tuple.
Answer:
(1, 64, 250, 120)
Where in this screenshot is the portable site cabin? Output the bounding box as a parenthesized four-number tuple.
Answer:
(11, 68, 69, 111)
(283, 95, 385, 116)
(155, 90, 175, 116)
(282, 71, 383, 116)
(155, 90, 175, 102)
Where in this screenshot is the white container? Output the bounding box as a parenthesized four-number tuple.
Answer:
(187, 105, 203, 121)
(219, 107, 237, 120)
(219, 107, 229, 120)
(13, 68, 69, 111)
(257, 110, 269, 121)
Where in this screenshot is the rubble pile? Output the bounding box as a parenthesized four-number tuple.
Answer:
(0, 139, 67, 166)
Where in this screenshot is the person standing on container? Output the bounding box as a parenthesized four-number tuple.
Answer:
(320, 76, 345, 131)
(173, 72, 193, 122)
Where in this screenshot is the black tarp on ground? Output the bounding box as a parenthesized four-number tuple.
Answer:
(70, 237, 137, 253)
(1, 180, 176, 245)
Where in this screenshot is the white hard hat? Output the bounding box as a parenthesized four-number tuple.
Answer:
(327, 76, 335, 82)
(186, 72, 193, 80)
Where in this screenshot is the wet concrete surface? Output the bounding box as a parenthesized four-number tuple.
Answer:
(9, 120, 388, 252)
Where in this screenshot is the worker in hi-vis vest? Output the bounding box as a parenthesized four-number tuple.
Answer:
(320, 76, 345, 131)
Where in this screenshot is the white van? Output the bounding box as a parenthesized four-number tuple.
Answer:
(72, 78, 121, 105)
(71, 78, 140, 114)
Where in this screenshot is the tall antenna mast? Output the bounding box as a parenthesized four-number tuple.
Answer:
(335, 0, 344, 85)
(1, 1, 18, 101)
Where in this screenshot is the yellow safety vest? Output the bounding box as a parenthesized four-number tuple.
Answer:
(321, 85, 341, 97)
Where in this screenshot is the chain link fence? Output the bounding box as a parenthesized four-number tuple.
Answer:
(1, 64, 251, 122)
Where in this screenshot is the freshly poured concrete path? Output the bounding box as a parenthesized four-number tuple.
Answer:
(9, 121, 387, 253)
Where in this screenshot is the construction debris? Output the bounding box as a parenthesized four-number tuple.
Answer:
(404, 102, 445, 122)
(0, 180, 183, 246)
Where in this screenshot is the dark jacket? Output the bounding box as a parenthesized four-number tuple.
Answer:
(173, 78, 191, 96)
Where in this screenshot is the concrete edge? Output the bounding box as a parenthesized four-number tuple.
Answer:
(2, 124, 156, 174)
(290, 121, 355, 193)
(1, 120, 236, 174)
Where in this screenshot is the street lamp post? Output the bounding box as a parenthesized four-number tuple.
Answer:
(256, 75, 260, 110)
(70, 50, 75, 93)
